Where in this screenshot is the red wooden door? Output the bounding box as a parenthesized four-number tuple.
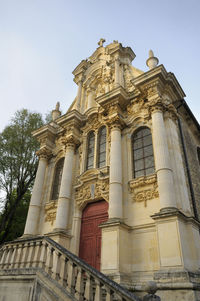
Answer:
(79, 200, 108, 270)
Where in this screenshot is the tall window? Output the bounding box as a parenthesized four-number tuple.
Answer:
(86, 131, 95, 169)
(98, 126, 106, 168)
(132, 127, 155, 178)
(51, 158, 64, 200)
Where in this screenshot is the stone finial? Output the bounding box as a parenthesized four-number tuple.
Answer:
(146, 49, 159, 70)
(52, 101, 61, 121)
(98, 38, 106, 47)
(55, 101, 60, 111)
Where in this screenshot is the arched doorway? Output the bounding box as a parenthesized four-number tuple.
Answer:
(79, 200, 108, 270)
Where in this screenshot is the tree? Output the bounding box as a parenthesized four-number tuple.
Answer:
(0, 109, 44, 243)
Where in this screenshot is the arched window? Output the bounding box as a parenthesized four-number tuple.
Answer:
(98, 126, 106, 168)
(51, 158, 64, 200)
(132, 127, 155, 178)
(86, 131, 95, 170)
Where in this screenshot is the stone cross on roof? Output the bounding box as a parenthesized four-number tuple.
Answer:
(98, 38, 106, 47)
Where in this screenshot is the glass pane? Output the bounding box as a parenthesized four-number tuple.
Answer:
(52, 158, 64, 200)
(88, 148, 94, 156)
(145, 167, 155, 175)
(145, 156, 154, 168)
(135, 170, 145, 177)
(99, 143, 106, 152)
(99, 161, 105, 168)
(98, 127, 106, 168)
(134, 159, 144, 171)
(100, 126, 106, 135)
(134, 148, 143, 160)
(143, 135, 152, 146)
(134, 131, 143, 139)
(144, 145, 153, 157)
(87, 132, 95, 170)
(142, 128, 151, 137)
(133, 139, 142, 150)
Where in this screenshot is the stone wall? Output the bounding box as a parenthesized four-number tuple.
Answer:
(180, 118, 200, 219)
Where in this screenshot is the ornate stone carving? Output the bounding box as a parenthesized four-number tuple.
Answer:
(60, 134, 80, 149)
(129, 174, 159, 207)
(75, 169, 109, 209)
(36, 147, 52, 160)
(45, 201, 58, 225)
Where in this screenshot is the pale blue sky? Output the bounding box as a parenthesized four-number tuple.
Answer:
(0, 0, 200, 130)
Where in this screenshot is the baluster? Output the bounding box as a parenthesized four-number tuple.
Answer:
(105, 287, 113, 301)
(10, 245, 18, 269)
(66, 260, 75, 295)
(94, 279, 102, 301)
(45, 245, 53, 275)
(58, 255, 68, 287)
(75, 267, 84, 301)
(113, 292, 122, 301)
(39, 241, 47, 269)
(13, 243, 23, 268)
(84, 272, 92, 301)
(20, 243, 29, 267)
(52, 250, 61, 280)
(25, 242, 35, 268)
(0, 246, 8, 269)
(32, 241, 42, 268)
(4, 245, 13, 269)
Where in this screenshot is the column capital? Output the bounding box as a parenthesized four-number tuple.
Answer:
(147, 97, 165, 115)
(164, 104, 178, 122)
(61, 134, 80, 150)
(107, 114, 125, 131)
(36, 147, 52, 160)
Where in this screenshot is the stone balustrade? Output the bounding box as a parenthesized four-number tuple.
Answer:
(0, 236, 140, 301)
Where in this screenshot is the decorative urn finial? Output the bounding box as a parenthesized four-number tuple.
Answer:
(146, 49, 159, 70)
(98, 38, 106, 47)
(52, 101, 61, 121)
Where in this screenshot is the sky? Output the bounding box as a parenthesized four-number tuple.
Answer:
(0, 0, 200, 131)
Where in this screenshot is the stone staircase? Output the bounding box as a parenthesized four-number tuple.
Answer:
(0, 236, 141, 301)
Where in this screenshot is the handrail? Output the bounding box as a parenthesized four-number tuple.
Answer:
(0, 236, 141, 301)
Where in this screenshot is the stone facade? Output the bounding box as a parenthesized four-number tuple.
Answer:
(17, 40, 200, 300)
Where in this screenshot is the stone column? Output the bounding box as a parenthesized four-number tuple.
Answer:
(114, 58, 121, 87)
(54, 137, 76, 230)
(151, 105, 176, 209)
(24, 149, 49, 235)
(76, 80, 83, 111)
(87, 87, 95, 110)
(109, 122, 123, 219)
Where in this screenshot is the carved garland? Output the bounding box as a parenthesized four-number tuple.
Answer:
(75, 178, 109, 209)
(44, 201, 58, 225)
(129, 174, 159, 207)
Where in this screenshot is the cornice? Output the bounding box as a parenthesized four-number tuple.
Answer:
(96, 85, 130, 111)
(32, 123, 57, 139)
(132, 64, 185, 102)
(56, 109, 86, 128)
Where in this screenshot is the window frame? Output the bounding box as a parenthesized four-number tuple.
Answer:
(132, 127, 155, 178)
(86, 131, 95, 170)
(51, 157, 65, 200)
(97, 126, 107, 168)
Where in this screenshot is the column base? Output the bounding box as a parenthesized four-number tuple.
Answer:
(46, 229, 72, 249)
(151, 207, 200, 272)
(99, 219, 131, 277)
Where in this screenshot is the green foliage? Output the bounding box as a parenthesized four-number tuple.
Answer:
(0, 190, 31, 242)
(0, 109, 44, 243)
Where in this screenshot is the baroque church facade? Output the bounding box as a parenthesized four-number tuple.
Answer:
(1, 40, 200, 301)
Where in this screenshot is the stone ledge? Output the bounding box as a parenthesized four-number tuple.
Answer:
(151, 207, 200, 227)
